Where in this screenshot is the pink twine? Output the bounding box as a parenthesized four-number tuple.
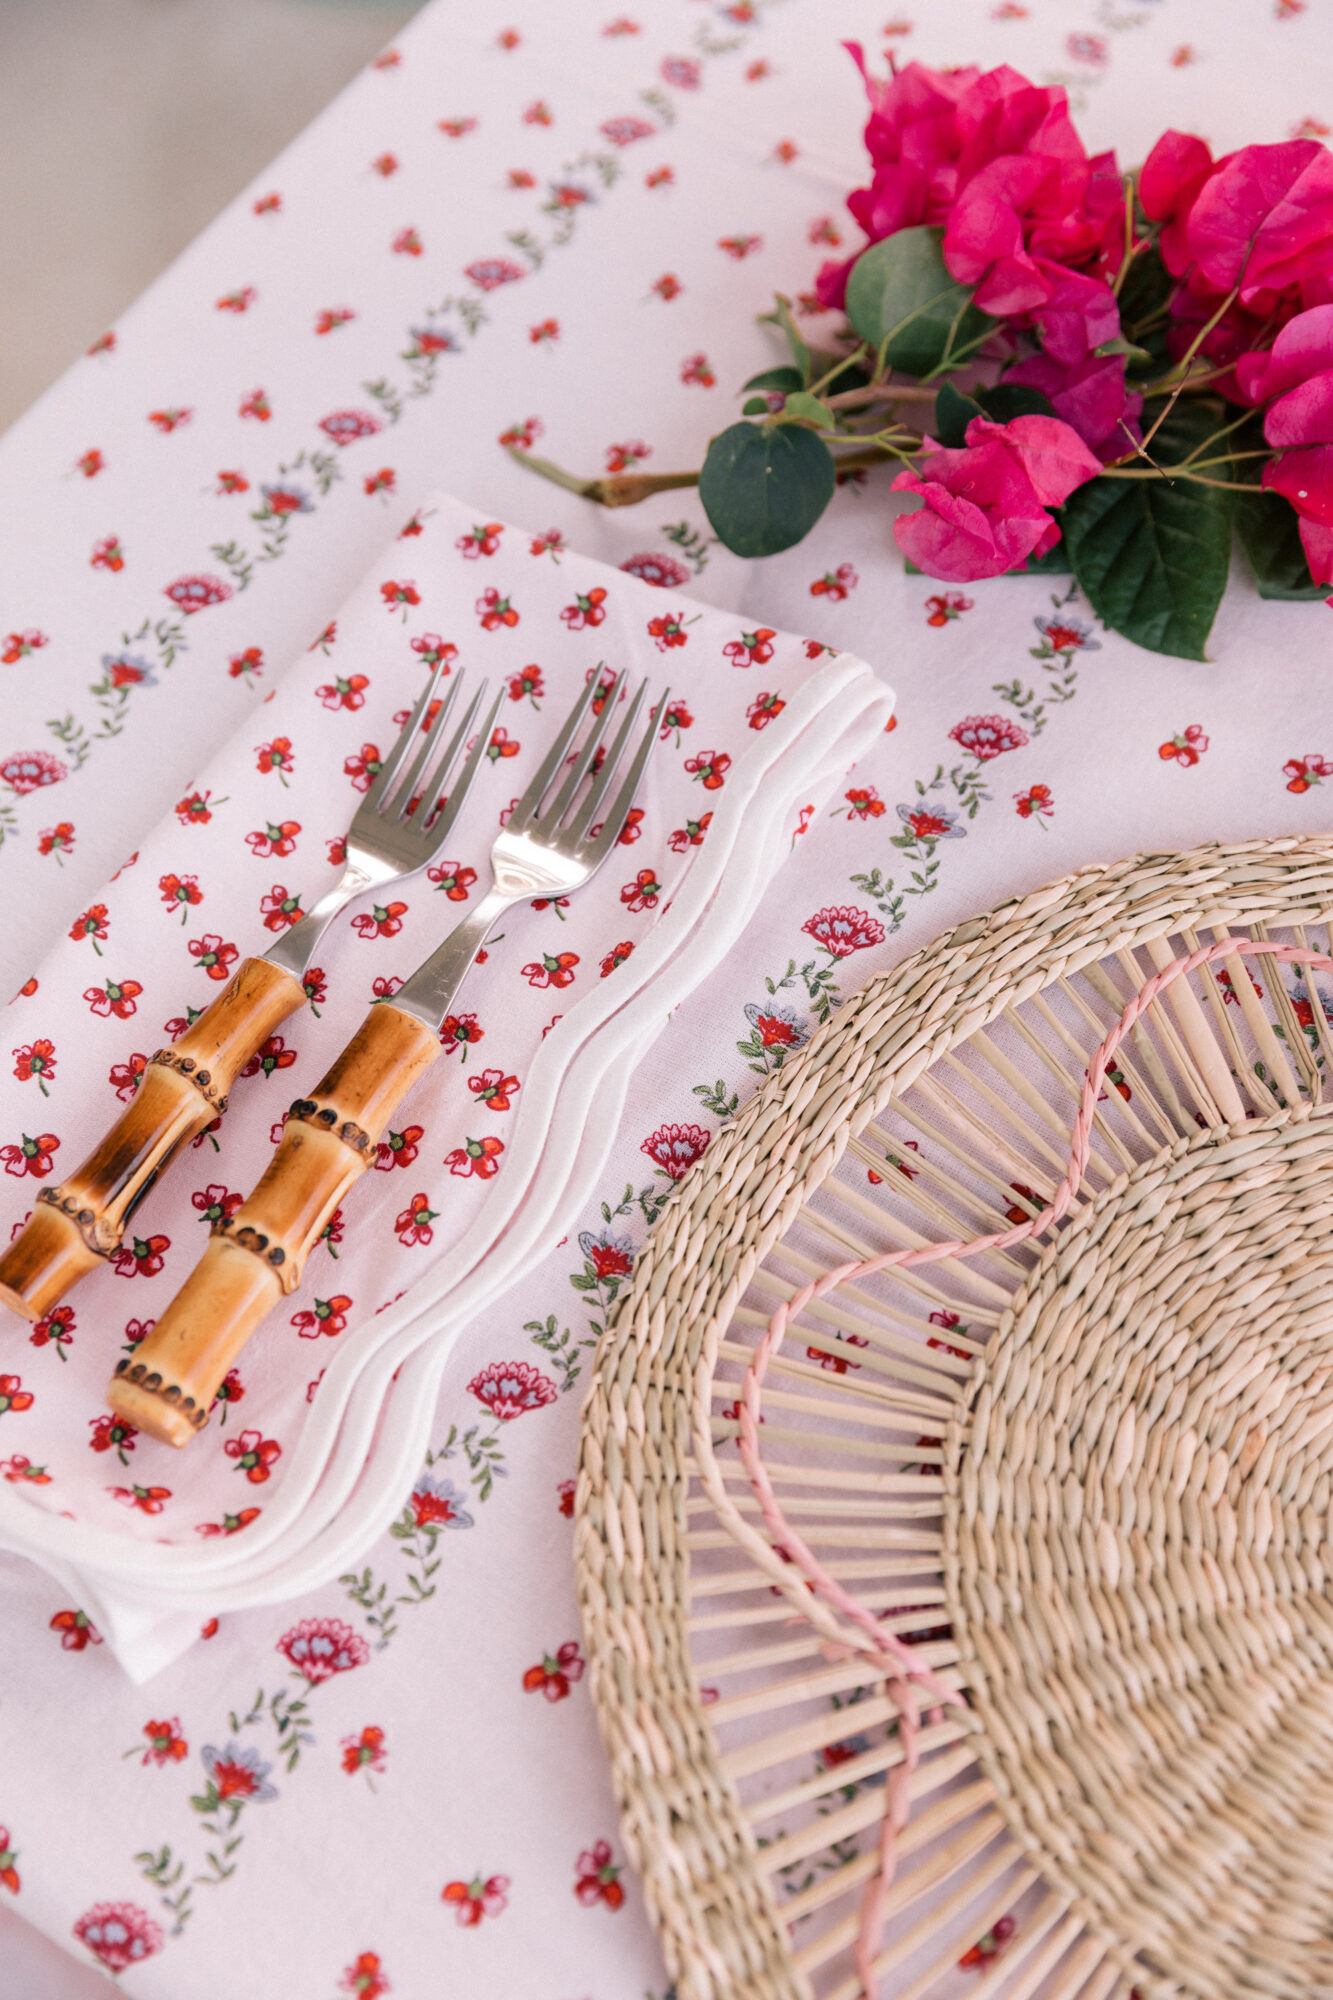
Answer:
(735, 937, 1333, 1997)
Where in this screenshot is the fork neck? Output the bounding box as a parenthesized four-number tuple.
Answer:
(262, 860, 379, 982)
(392, 884, 517, 1032)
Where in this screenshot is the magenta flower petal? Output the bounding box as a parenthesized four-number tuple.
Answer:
(1186, 140, 1333, 305)
(1138, 129, 1215, 275)
(1263, 444, 1333, 528)
(1235, 305, 1333, 406)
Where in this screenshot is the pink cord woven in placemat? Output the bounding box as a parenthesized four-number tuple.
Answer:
(736, 936, 1333, 1998)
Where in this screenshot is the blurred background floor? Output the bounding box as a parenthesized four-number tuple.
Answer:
(0, 0, 423, 433)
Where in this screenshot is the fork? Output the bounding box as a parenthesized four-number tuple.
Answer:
(0, 667, 500, 1324)
(106, 671, 666, 1446)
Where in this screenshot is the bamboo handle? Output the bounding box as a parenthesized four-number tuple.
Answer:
(106, 1003, 441, 1446)
(0, 957, 305, 1323)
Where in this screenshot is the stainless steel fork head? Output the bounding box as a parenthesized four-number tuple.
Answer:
(263, 667, 503, 981)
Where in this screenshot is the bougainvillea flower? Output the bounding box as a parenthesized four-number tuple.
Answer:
(1236, 303, 1333, 407)
(892, 413, 1100, 579)
(1138, 129, 1215, 275)
(1022, 260, 1120, 365)
(1185, 139, 1333, 306)
(1003, 351, 1141, 457)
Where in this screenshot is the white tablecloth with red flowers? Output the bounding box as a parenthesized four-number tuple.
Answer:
(0, 2, 1330, 1997)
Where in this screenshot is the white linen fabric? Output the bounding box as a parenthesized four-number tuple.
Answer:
(0, 0, 1329, 1995)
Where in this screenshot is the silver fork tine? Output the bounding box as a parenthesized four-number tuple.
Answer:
(542, 669, 627, 828)
(508, 669, 603, 833)
(425, 684, 503, 834)
(567, 679, 648, 844)
(383, 672, 465, 821)
(364, 660, 447, 813)
(579, 688, 669, 861)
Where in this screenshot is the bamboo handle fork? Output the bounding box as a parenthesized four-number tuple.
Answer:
(108, 671, 665, 1446)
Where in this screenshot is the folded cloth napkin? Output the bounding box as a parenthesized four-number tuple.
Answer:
(0, 493, 892, 1676)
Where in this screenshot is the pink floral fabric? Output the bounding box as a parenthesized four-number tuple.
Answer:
(0, 2, 1329, 1999)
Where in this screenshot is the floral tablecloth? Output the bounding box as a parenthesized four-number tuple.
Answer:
(0, 0, 1329, 1995)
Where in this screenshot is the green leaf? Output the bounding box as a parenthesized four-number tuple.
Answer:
(933, 382, 983, 446)
(1060, 403, 1234, 659)
(742, 366, 804, 394)
(1093, 335, 1153, 363)
(779, 391, 837, 429)
(756, 295, 810, 386)
(741, 396, 770, 415)
(976, 383, 1056, 423)
(699, 421, 836, 558)
(1024, 538, 1073, 575)
(844, 226, 992, 377)
(1115, 243, 1173, 376)
(1236, 487, 1325, 600)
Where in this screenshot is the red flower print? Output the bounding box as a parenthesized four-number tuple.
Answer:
(809, 563, 858, 601)
(189, 934, 238, 981)
(195, 1507, 260, 1537)
(90, 533, 126, 573)
(456, 522, 504, 559)
(718, 231, 762, 258)
(1159, 724, 1209, 767)
(843, 787, 885, 821)
(344, 743, 383, 794)
(408, 1472, 472, 1528)
(340, 1727, 387, 1779)
(723, 627, 776, 667)
(340, 1951, 390, 1999)
(69, 905, 109, 954)
(313, 305, 355, 336)
(802, 906, 886, 958)
(508, 667, 546, 715)
(278, 1616, 370, 1683)
(51, 1609, 101, 1651)
(523, 1640, 585, 1701)
(0, 1374, 34, 1415)
(246, 819, 301, 860)
(808, 1333, 868, 1372)
(123, 1318, 154, 1349)
(467, 1068, 519, 1111)
(684, 748, 730, 790)
(392, 226, 424, 256)
(108, 1053, 146, 1101)
(73, 1904, 160, 1974)
(646, 608, 689, 653)
(960, 1914, 1016, 1969)
(1, 1133, 59, 1179)
(216, 469, 249, 493)
(109, 1232, 169, 1279)
(897, 801, 964, 841)
(522, 952, 579, 990)
(76, 446, 105, 478)
(88, 1413, 137, 1460)
(2, 749, 67, 794)
(485, 727, 520, 764)
(667, 811, 712, 852)
(557, 1477, 576, 1516)
(36, 820, 75, 861)
(925, 591, 973, 626)
(2, 1456, 49, 1484)
(13, 1039, 56, 1096)
(255, 737, 295, 786)
(351, 901, 408, 940)
(465, 257, 525, 290)
(411, 634, 459, 671)
(109, 1482, 172, 1515)
(157, 872, 202, 922)
(641, 1122, 710, 1180)
(86, 975, 144, 1017)
(1014, 783, 1054, 821)
(240, 1033, 298, 1080)
(445, 1135, 505, 1179)
(375, 1124, 423, 1171)
(949, 714, 1029, 761)
(225, 646, 263, 682)
(176, 790, 219, 826)
(442, 1873, 509, 1927)
(316, 674, 370, 712)
(1285, 754, 1332, 793)
(16, 977, 37, 996)
(30, 1303, 75, 1356)
(258, 885, 303, 934)
(224, 1429, 283, 1483)
(216, 285, 256, 313)
(164, 573, 231, 615)
(212, 1367, 246, 1420)
(744, 1003, 805, 1052)
(655, 699, 693, 746)
(476, 586, 519, 630)
(137, 1719, 187, 1767)
(605, 439, 652, 476)
(291, 1295, 353, 1339)
(561, 586, 608, 631)
(524, 99, 553, 126)
(0, 1828, 17, 1895)
(2, 628, 48, 662)
(438, 114, 478, 137)
(363, 467, 395, 497)
(680, 350, 716, 387)
(529, 316, 559, 343)
(620, 869, 662, 913)
(600, 940, 634, 977)
(620, 550, 689, 596)
(238, 386, 273, 422)
(427, 860, 477, 903)
(320, 409, 382, 447)
(617, 806, 645, 845)
(498, 414, 543, 449)
(468, 1360, 556, 1422)
(507, 168, 536, 189)
(395, 1193, 438, 1246)
(574, 1840, 625, 1909)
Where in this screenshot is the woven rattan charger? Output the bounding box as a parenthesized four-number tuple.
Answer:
(575, 836, 1333, 2000)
